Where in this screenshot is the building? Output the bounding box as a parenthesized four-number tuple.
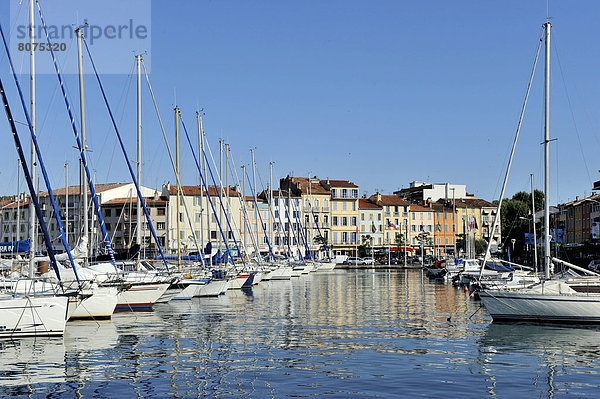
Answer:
(161, 184, 243, 255)
(394, 182, 468, 203)
(101, 194, 167, 251)
(280, 176, 332, 258)
(368, 193, 411, 255)
(321, 179, 359, 256)
(358, 198, 383, 251)
(409, 204, 435, 256)
(429, 201, 457, 258)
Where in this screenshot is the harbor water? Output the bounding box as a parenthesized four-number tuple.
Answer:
(2, 269, 600, 398)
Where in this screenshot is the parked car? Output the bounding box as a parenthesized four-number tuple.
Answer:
(362, 258, 375, 265)
(345, 257, 365, 265)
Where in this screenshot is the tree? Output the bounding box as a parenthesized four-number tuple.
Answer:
(475, 238, 488, 256)
(358, 234, 372, 257)
(313, 234, 330, 256)
(499, 190, 544, 262)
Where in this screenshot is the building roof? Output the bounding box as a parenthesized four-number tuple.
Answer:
(285, 176, 331, 195)
(166, 185, 239, 197)
(103, 197, 166, 206)
(359, 198, 382, 210)
(410, 204, 433, 212)
(368, 194, 410, 207)
(452, 198, 495, 209)
(324, 179, 358, 189)
(2, 199, 30, 209)
(38, 183, 129, 197)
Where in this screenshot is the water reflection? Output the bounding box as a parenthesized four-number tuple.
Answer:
(479, 323, 600, 397)
(2, 270, 600, 397)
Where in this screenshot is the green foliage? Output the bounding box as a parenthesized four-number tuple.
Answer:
(499, 190, 544, 261)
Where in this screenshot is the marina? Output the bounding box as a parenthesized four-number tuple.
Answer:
(2, 1, 600, 397)
(3, 269, 600, 397)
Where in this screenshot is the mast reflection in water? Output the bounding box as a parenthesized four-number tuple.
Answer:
(2, 270, 600, 397)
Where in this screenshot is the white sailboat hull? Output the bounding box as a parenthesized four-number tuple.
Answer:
(70, 287, 118, 319)
(115, 282, 170, 311)
(197, 279, 229, 297)
(479, 290, 600, 323)
(0, 295, 69, 338)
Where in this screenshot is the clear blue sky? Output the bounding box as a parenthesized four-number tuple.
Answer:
(1, 0, 600, 206)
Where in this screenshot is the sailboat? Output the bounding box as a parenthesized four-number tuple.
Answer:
(478, 22, 600, 323)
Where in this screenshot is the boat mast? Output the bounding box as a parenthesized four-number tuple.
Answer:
(269, 162, 274, 257)
(219, 139, 223, 255)
(226, 143, 230, 252)
(136, 54, 142, 261)
(65, 162, 68, 246)
(197, 112, 204, 255)
(76, 27, 89, 267)
(28, 0, 36, 277)
(16, 162, 21, 244)
(543, 21, 551, 279)
(251, 149, 258, 250)
(242, 164, 246, 250)
(175, 106, 181, 271)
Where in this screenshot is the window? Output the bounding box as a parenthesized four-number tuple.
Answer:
(351, 232, 356, 244)
(395, 218, 399, 226)
(342, 217, 348, 226)
(342, 232, 348, 243)
(105, 209, 112, 217)
(323, 215, 328, 224)
(361, 214, 365, 221)
(412, 213, 415, 220)
(157, 208, 166, 216)
(342, 189, 348, 198)
(333, 216, 338, 226)
(420, 212, 423, 219)
(378, 214, 381, 221)
(211, 231, 217, 239)
(352, 201, 356, 211)
(179, 213, 183, 222)
(428, 213, 432, 220)
(314, 199, 320, 209)
(333, 202, 337, 211)
(106, 223, 111, 231)
(275, 210, 280, 218)
(445, 238, 449, 245)
(351, 217, 357, 226)
(333, 232, 338, 244)
(352, 189, 358, 198)
(343, 202, 347, 211)
(275, 198, 279, 206)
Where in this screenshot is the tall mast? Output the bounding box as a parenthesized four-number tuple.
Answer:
(28, 0, 36, 277)
(219, 139, 223, 253)
(543, 21, 551, 279)
(226, 143, 230, 250)
(269, 162, 274, 257)
(197, 112, 204, 253)
(175, 106, 181, 271)
(136, 54, 142, 260)
(242, 165, 246, 249)
(65, 162, 68, 246)
(76, 27, 88, 266)
(16, 162, 21, 243)
(251, 149, 258, 247)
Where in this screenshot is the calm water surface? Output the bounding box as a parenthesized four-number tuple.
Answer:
(2, 269, 600, 398)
